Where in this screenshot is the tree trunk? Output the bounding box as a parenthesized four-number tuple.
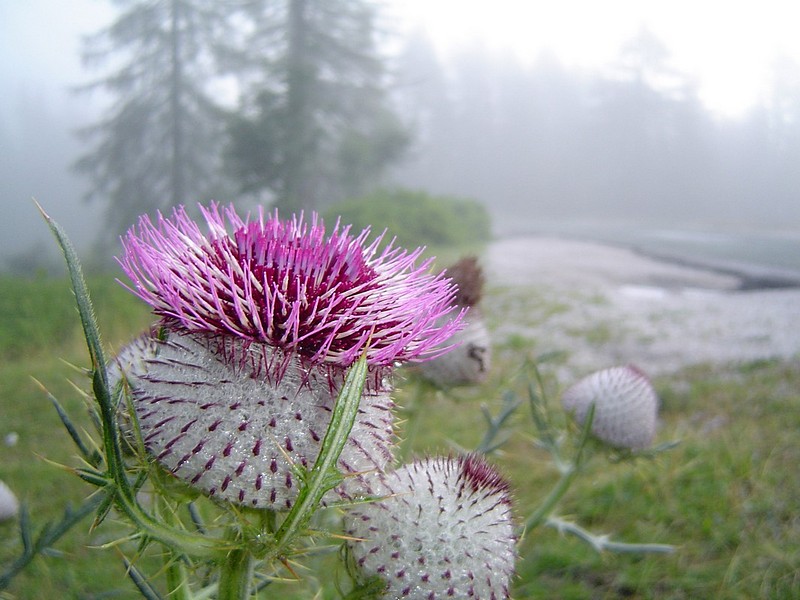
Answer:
(170, 0, 185, 207)
(283, 0, 311, 212)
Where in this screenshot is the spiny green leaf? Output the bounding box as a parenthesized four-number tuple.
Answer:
(35, 378, 100, 465)
(37, 201, 107, 375)
(124, 557, 165, 600)
(19, 505, 32, 555)
(75, 468, 109, 488)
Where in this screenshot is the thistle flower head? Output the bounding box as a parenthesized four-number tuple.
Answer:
(446, 255, 485, 307)
(416, 256, 491, 386)
(562, 365, 659, 450)
(119, 203, 463, 371)
(113, 204, 466, 508)
(345, 455, 516, 599)
(0, 479, 19, 522)
(126, 332, 395, 509)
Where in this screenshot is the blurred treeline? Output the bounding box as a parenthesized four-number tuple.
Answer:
(74, 0, 409, 250)
(393, 28, 800, 233)
(7, 3, 800, 274)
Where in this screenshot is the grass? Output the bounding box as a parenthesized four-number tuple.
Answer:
(0, 273, 153, 598)
(1, 274, 799, 598)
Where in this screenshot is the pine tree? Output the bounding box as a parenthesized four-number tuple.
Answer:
(75, 0, 236, 246)
(225, 0, 408, 212)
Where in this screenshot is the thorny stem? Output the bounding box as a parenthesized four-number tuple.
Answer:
(521, 404, 595, 535)
(42, 205, 229, 560)
(216, 529, 254, 600)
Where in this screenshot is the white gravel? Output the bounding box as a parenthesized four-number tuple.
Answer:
(485, 236, 800, 379)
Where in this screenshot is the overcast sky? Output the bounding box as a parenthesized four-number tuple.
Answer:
(391, 0, 800, 118)
(3, 0, 800, 261)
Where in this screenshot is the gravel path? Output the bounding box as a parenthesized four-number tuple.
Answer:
(485, 236, 800, 379)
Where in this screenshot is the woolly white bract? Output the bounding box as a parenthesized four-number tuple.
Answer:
(562, 365, 659, 450)
(345, 455, 516, 599)
(127, 332, 394, 508)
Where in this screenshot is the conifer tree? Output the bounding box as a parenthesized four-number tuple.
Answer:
(75, 0, 236, 246)
(226, 0, 408, 212)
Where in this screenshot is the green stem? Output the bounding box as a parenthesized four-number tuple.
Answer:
(521, 404, 596, 536)
(217, 544, 254, 600)
(158, 495, 193, 600)
(546, 516, 675, 554)
(522, 464, 578, 534)
(165, 559, 193, 600)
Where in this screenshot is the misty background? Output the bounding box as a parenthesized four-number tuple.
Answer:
(3, 0, 800, 273)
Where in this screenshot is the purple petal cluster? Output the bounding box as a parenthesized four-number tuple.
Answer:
(119, 204, 463, 370)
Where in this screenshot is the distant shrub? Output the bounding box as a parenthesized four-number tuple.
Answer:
(323, 188, 491, 251)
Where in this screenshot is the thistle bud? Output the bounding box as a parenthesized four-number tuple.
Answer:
(345, 455, 516, 599)
(418, 257, 492, 387)
(0, 480, 19, 522)
(562, 365, 659, 450)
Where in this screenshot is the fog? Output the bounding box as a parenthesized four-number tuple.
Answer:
(390, 33, 800, 235)
(3, 2, 800, 273)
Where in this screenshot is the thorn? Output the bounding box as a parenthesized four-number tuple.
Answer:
(33, 198, 50, 220)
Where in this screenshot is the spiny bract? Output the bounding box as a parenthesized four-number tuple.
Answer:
(562, 364, 659, 450)
(345, 455, 516, 599)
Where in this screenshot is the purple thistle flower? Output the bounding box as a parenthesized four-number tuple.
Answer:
(345, 455, 516, 599)
(119, 203, 463, 371)
(114, 204, 463, 508)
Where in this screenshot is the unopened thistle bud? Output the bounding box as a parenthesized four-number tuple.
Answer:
(345, 455, 516, 599)
(562, 365, 659, 450)
(116, 203, 464, 508)
(0, 480, 19, 522)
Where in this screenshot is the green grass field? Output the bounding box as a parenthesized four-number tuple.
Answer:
(1, 274, 798, 598)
